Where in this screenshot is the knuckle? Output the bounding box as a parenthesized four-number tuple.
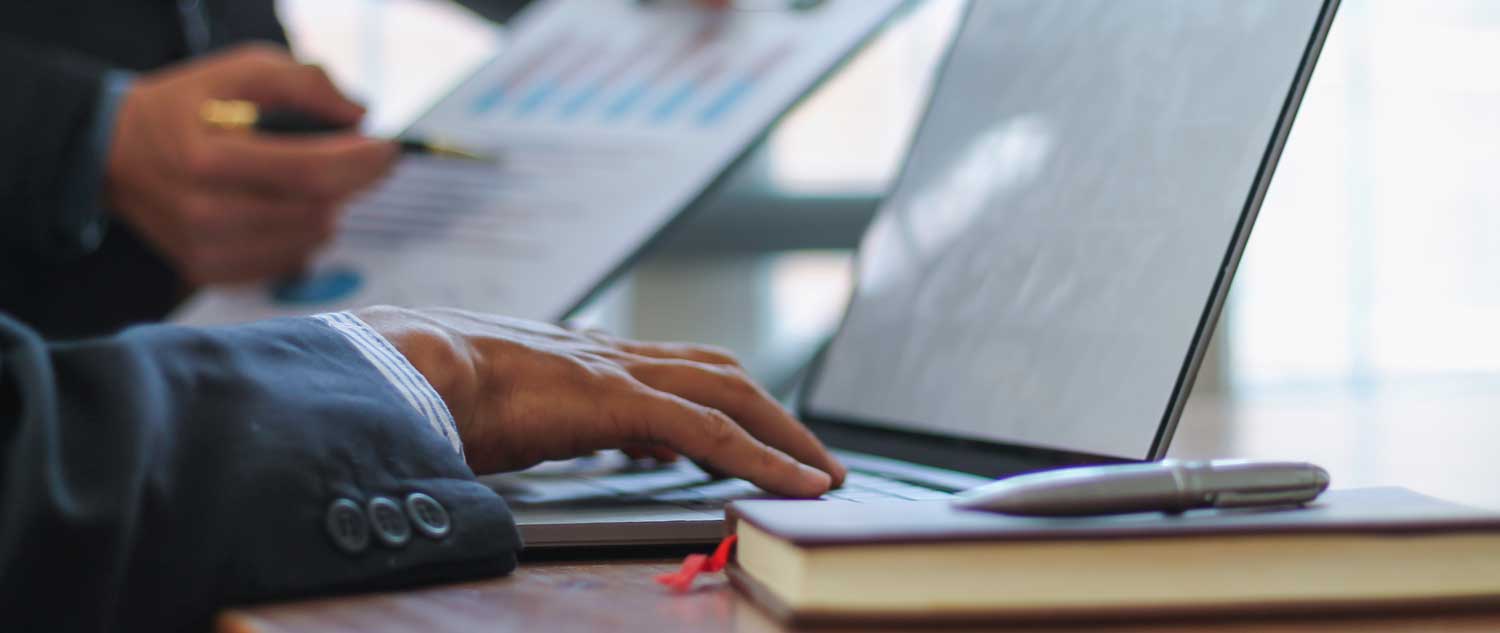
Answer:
(755, 446, 783, 471)
(709, 364, 758, 396)
(585, 344, 630, 365)
(573, 355, 634, 390)
(183, 144, 227, 180)
(696, 344, 742, 366)
(635, 410, 671, 446)
(613, 394, 665, 444)
(575, 329, 617, 349)
(591, 367, 631, 392)
(699, 408, 739, 448)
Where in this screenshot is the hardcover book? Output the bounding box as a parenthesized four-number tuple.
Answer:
(726, 488, 1500, 624)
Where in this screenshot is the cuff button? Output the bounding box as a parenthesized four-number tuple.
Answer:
(325, 498, 371, 554)
(367, 497, 413, 547)
(405, 492, 452, 539)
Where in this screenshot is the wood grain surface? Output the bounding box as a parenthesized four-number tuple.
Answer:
(219, 557, 1500, 633)
(220, 394, 1500, 632)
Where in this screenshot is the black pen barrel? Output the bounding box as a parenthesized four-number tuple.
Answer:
(253, 109, 348, 135)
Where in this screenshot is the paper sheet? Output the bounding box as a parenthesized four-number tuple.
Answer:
(173, 0, 902, 325)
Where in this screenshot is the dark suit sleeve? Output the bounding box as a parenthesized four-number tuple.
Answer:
(0, 38, 114, 262)
(0, 313, 521, 633)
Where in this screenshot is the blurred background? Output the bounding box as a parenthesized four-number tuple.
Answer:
(280, 0, 1500, 504)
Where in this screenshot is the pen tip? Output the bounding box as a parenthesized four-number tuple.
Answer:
(427, 143, 498, 163)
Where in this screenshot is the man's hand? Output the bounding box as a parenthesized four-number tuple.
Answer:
(106, 44, 399, 285)
(356, 306, 847, 498)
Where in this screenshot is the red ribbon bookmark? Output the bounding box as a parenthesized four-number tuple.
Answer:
(655, 535, 738, 593)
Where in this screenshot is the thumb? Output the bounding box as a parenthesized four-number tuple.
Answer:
(231, 50, 366, 127)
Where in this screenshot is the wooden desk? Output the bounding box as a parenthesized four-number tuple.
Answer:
(221, 390, 1500, 632)
(222, 558, 1500, 633)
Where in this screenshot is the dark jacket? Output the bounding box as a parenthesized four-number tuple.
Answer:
(0, 311, 521, 632)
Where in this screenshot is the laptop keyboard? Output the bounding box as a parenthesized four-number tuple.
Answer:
(482, 454, 954, 510)
(827, 472, 955, 502)
(649, 471, 952, 510)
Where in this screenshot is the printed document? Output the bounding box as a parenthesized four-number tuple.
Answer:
(174, 0, 902, 324)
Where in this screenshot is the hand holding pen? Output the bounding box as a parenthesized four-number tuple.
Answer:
(105, 44, 399, 285)
(200, 99, 495, 162)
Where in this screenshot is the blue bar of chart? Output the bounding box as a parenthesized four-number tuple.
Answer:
(559, 80, 607, 118)
(700, 41, 793, 126)
(604, 24, 721, 121)
(559, 36, 662, 119)
(469, 33, 570, 116)
(515, 41, 608, 117)
(650, 81, 701, 122)
(472, 85, 507, 116)
(516, 79, 560, 114)
(604, 83, 652, 120)
(652, 56, 726, 123)
(698, 79, 753, 125)
(465, 23, 797, 128)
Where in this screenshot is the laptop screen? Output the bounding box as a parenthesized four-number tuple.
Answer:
(803, 0, 1333, 460)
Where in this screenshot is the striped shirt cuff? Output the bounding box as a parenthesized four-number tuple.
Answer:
(313, 311, 464, 458)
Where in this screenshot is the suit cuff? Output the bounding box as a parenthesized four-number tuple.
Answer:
(312, 311, 464, 458)
(56, 70, 132, 258)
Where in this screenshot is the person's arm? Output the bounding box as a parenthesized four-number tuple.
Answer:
(0, 312, 519, 633)
(0, 303, 844, 630)
(0, 37, 399, 287)
(355, 306, 847, 496)
(105, 44, 400, 285)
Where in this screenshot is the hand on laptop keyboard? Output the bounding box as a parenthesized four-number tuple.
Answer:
(355, 306, 847, 498)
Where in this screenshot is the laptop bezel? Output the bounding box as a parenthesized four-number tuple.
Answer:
(797, 0, 1342, 479)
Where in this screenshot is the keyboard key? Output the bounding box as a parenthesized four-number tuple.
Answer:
(896, 488, 954, 500)
(687, 479, 769, 499)
(649, 488, 708, 503)
(841, 472, 952, 500)
(503, 479, 617, 505)
(590, 463, 712, 495)
(825, 489, 894, 503)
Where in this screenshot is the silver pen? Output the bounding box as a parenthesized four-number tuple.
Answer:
(951, 459, 1331, 517)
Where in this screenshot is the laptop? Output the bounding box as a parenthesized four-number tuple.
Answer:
(480, 0, 1340, 549)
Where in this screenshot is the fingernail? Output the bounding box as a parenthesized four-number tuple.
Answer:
(830, 463, 849, 488)
(797, 464, 833, 496)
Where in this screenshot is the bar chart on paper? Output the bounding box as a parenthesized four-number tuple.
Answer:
(427, 5, 833, 139)
(174, 0, 903, 326)
(461, 26, 797, 128)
